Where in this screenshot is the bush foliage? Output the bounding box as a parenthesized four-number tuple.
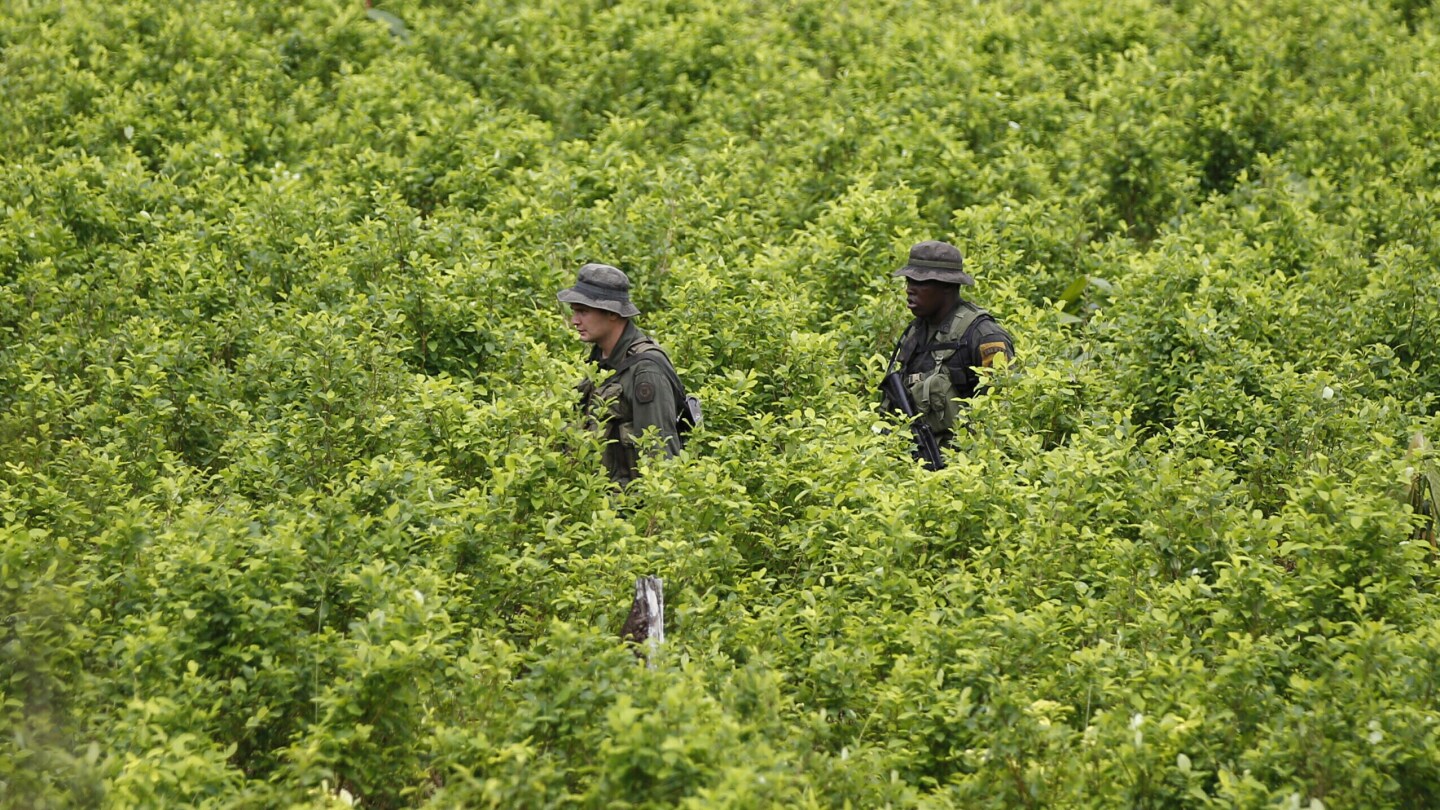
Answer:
(3, 0, 1440, 806)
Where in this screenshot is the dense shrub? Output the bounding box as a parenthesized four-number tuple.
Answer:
(2, 0, 1438, 806)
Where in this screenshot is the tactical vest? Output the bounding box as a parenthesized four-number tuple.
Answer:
(579, 338, 672, 434)
(895, 301, 993, 401)
(577, 337, 689, 483)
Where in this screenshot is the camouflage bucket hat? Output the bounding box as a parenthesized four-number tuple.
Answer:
(556, 263, 640, 318)
(893, 240, 976, 286)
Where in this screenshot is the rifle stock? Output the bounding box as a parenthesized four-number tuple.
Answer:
(880, 372, 945, 470)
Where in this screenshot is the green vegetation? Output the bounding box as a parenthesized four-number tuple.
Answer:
(3, 0, 1439, 806)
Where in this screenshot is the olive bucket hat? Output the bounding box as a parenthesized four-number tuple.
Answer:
(556, 263, 640, 318)
(893, 240, 976, 286)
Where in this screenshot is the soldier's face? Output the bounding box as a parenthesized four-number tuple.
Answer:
(569, 304, 623, 344)
(906, 278, 954, 320)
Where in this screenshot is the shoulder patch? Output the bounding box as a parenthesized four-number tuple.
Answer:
(635, 380, 657, 404)
(979, 341, 1010, 367)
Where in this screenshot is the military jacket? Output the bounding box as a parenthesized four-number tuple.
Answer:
(887, 300, 1013, 444)
(577, 322, 683, 486)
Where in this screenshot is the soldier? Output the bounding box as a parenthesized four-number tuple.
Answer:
(558, 263, 686, 486)
(882, 240, 1014, 452)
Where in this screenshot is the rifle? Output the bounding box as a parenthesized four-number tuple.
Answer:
(880, 371, 945, 471)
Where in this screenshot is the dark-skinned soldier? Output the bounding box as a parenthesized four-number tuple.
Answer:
(558, 263, 685, 486)
(882, 240, 1014, 449)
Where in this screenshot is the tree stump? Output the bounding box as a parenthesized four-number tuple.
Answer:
(620, 576, 664, 663)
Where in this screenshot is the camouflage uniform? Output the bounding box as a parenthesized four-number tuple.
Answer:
(559, 264, 684, 486)
(884, 241, 1014, 446)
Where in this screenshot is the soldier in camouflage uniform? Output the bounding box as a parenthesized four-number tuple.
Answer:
(883, 241, 1014, 447)
(558, 263, 685, 486)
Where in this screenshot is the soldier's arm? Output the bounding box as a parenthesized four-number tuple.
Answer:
(973, 321, 1014, 369)
(629, 362, 682, 458)
(970, 321, 1014, 396)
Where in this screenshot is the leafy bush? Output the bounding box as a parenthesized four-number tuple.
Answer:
(2, 0, 1439, 806)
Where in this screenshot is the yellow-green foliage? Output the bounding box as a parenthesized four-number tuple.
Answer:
(3, 0, 1440, 807)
